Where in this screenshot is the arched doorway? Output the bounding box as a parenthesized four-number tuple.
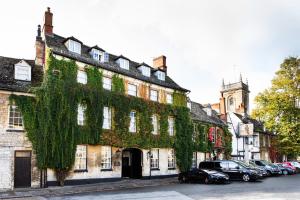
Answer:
(122, 148, 142, 179)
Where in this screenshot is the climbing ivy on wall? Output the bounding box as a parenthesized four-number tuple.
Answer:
(10, 53, 193, 185)
(192, 122, 232, 159)
(173, 91, 187, 107)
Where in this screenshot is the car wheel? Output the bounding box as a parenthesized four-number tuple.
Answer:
(204, 177, 210, 184)
(181, 175, 187, 183)
(283, 170, 288, 175)
(266, 171, 271, 176)
(242, 174, 250, 182)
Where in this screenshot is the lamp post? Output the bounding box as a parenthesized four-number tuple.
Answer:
(147, 150, 153, 179)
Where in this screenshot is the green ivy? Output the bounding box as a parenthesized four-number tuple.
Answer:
(10, 53, 193, 185)
(192, 122, 232, 159)
(173, 91, 187, 107)
(112, 74, 125, 93)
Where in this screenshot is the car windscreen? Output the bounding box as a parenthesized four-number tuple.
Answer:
(236, 161, 250, 168)
(199, 162, 214, 169)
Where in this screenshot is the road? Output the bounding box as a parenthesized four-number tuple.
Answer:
(42, 174, 300, 200)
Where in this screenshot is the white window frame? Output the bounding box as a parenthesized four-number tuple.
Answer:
(152, 114, 159, 135)
(77, 104, 86, 126)
(101, 146, 112, 170)
(128, 83, 137, 97)
(253, 135, 259, 147)
(168, 116, 175, 136)
(77, 70, 87, 84)
(150, 149, 159, 169)
(155, 71, 165, 81)
(129, 111, 136, 133)
(68, 40, 81, 54)
(117, 58, 130, 70)
(91, 49, 103, 61)
(139, 65, 151, 77)
(15, 64, 31, 81)
(103, 52, 110, 62)
(150, 89, 158, 102)
(166, 93, 173, 104)
(212, 128, 216, 143)
(102, 107, 112, 129)
(192, 152, 197, 168)
(74, 145, 87, 171)
(8, 105, 23, 130)
(103, 77, 112, 91)
(168, 149, 175, 169)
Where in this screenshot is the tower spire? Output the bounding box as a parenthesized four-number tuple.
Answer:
(239, 73, 242, 82)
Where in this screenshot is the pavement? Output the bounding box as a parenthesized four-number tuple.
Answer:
(0, 177, 178, 199)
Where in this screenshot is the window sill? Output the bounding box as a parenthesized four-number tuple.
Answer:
(151, 168, 160, 171)
(74, 169, 88, 173)
(101, 168, 113, 172)
(6, 129, 25, 132)
(168, 168, 176, 170)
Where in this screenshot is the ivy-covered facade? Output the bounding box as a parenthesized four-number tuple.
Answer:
(0, 7, 232, 190)
(189, 101, 232, 168)
(4, 7, 196, 187)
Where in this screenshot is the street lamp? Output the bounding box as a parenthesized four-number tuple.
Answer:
(147, 150, 153, 179)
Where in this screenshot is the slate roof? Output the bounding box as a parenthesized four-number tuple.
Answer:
(0, 56, 43, 93)
(45, 34, 189, 92)
(233, 112, 266, 132)
(190, 101, 225, 126)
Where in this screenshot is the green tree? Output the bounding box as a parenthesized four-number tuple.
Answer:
(252, 57, 300, 158)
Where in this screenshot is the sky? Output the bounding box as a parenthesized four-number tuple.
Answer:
(1, 0, 300, 111)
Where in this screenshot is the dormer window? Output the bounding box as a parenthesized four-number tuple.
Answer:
(117, 58, 129, 70)
(91, 49, 102, 61)
(67, 40, 81, 54)
(138, 65, 151, 77)
(155, 71, 165, 81)
(103, 52, 109, 62)
(14, 60, 31, 81)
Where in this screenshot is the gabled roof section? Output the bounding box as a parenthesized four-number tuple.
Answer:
(89, 45, 105, 52)
(114, 54, 130, 61)
(0, 56, 43, 92)
(63, 36, 83, 44)
(191, 101, 225, 126)
(45, 33, 189, 92)
(137, 62, 153, 69)
(233, 112, 265, 132)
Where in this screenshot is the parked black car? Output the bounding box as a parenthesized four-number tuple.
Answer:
(235, 160, 267, 178)
(199, 160, 261, 182)
(274, 163, 296, 175)
(178, 168, 230, 184)
(249, 160, 281, 176)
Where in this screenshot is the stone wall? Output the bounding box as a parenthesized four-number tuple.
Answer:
(0, 92, 40, 190)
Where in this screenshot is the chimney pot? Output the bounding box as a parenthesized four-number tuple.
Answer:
(153, 55, 167, 72)
(43, 7, 53, 35)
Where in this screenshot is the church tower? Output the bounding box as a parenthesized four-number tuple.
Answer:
(220, 74, 250, 116)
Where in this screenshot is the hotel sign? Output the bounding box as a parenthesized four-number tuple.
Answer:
(239, 123, 254, 136)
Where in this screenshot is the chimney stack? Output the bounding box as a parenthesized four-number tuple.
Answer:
(153, 55, 167, 72)
(43, 7, 53, 35)
(35, 25, 45, 66)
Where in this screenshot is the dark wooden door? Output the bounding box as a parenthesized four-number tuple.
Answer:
(14, 151, 31, 188)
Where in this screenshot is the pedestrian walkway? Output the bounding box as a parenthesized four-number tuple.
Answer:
(0, 177, 178, 199)
(49, 191, 193, 200)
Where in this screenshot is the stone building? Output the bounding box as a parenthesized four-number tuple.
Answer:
(0, 7, 190, 190)
(0, 57, 43, 190)
(189, 101, 228, 167)
(212, 76, 273, 162)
